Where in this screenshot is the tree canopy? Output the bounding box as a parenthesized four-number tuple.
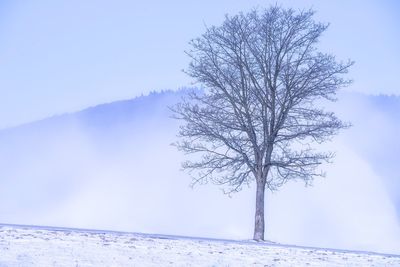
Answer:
(173, 6, 352, 240)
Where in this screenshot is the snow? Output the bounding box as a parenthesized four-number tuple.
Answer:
(0, 224, 399, 266)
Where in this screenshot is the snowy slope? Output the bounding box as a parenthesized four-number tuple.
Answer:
(0, 224, 399, 267)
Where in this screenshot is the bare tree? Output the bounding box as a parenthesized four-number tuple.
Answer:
(172, 7, 353, 241)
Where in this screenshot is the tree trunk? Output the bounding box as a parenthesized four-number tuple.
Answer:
(253, 180, 266, 241)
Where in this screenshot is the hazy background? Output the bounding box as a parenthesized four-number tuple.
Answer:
(0, 0, 399, 255)
(0, 0, 399, 128)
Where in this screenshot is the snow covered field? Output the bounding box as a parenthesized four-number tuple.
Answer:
(0, 224, 399, 266)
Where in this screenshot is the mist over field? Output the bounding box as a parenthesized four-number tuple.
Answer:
(0, 90, 399, 254)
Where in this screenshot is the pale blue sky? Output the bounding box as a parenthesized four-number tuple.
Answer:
(0, 0, 399, 129)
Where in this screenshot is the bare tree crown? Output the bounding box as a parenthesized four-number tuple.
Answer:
(173, 7, 352, 193)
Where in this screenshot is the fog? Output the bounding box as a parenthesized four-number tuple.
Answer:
(0, 90, 399, 254)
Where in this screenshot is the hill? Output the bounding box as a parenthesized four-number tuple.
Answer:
(0, 89, 399, 254)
